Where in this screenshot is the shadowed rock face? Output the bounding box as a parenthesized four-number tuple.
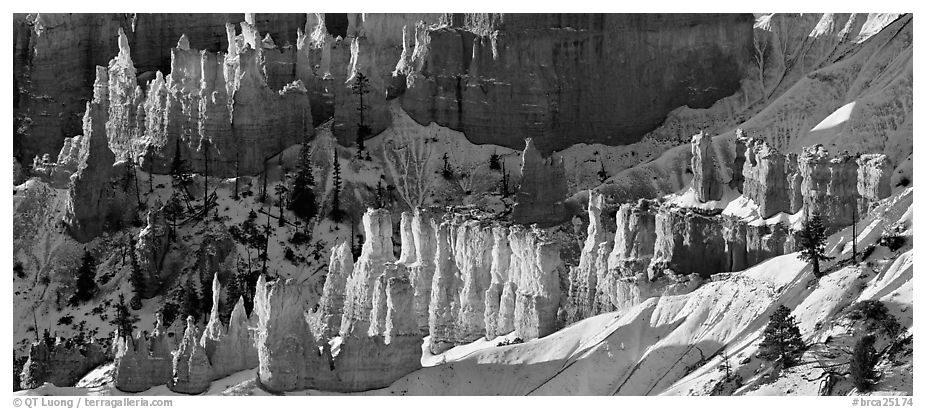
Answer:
(13, 13, 306, 163)
(512, 138, 570, 227)
(19, 339, 108, 389)
(561, 132, 898, 324)
(397, 13, 753, 154)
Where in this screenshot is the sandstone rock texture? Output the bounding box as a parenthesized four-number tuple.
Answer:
(19, 339, 107, 389)
(113, 317, 172, 393)
(394, 13, 753, 154)
(60, 66, 140, 243)
(314, 241, 354, 339)
(690, 132, 723, 202)
(16, 13, 755, 180)
(134, 201, 170, 297)
(14, 13, 306, 164)
(113, 279, 260, 393)
(562, 132, 898, 323)
(511, 138, 570, 227)
(251, 207, 563, 392)
(169, 317, 214, 394)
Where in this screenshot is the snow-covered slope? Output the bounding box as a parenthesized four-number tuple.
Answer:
(18, 186, 908, 397)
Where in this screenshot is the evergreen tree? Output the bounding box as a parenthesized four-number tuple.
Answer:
(375, 179, 386, 208)
(275, 182, 289, 226)
(127, 236, 145, 302)
(489, 152, 501, 171)
(351, 71, 371, 155)
(289, 138, 317, 221)
(70, 250, 98, 306)
(157, 286, 182, 328)
(261, 214, 272, 275)
(221, 270, 245, 324)
(110, 294, 139, 341)
(757, 305, 807, 367)
(850, 334, 878, 393)
(851, 205, 858, 263)
(179, 282, 201, 323)
(441, 152, 452, 178)
(331, 151, 343, 222)
(798, 211, 833, 278)
(169, 137, 192, 207)
(597, 161, 609, 183)
(164, 193, 183, 242)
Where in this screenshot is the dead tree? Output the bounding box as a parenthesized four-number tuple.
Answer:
(383, 132, 436, 209)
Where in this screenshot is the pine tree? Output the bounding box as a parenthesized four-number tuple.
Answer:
(850, 334, 878, 393)
(289, 137, 317, 221)
(157, 286, 183, 327)
(441, 152, 452, 178)
(128, 236, 145, 304)
(851, 205, 858, 263)
(179, 282, 200, 323)
(164, 193, 183, 242)
(70, 250, 98, 306)
(798, 212, 834, 278)
(489, 151, 501, 171)
(202, 138, 211, 216)
(351, 71, 371, 156)
(221, 270, 244, 324)
(110, 294, 139, 341)
(331, 151, 343, 222)
(757, 305, 807, 367)
(261, 213, 272, 276)
(375, 179, 386, 208)
(275, 181, 288, 226)
(169, 137, 192, 208)
(597, 161, 609, 183)
(145, 146, 154, 194)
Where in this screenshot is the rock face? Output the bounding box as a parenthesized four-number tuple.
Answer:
(169, 317, 214, 394)
(565, 191, 611, 322)
(117, 23, 313, 177)
(113, 283, 260, 393)
(340, 209, 396, 337)
(14, 13, 306, 164)
(19, 339, 107, 389)
(201, 275, 259, 379)
(691, 132, 723, 202)
(253, 207, 563, 392)
(741, 138, 792, 218)
(857, 154, 893, 202)
(61, 73, 136, 243)
(314, 241, 354, 339)
(562, 133, 898, 322)
(134, 201, 170, 297)
(512, 138, 570, 227)
(395, 14, 753, 154)
(407, 209, 438, 333)
(16, 13, 755, 163)
(61, 69, 115, 239)
(113, 317, 173, 393)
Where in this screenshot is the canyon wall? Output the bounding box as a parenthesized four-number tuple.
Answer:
(14, 13, 306, 163)
(113, 277, 259, 394)
(103, 25, 313, 177)
(564, 132, 895, 323)
(17, 13, 756, 174)
(511, 138, 571, 227)
(252, 207, 563, 392)
(19, 339, 108, 389)
(393, 13, 754, 154)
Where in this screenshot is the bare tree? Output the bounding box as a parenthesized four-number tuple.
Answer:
(753, 32, 769, 104)
(383, 132, 436, 210)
